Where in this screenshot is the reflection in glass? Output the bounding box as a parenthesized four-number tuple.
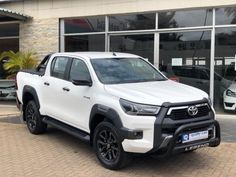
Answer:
(159, 31, 211, 95)
(65, 35, 105, 52)
(64, 17, 105, 33)
(0, 23, 19, 37)
(110, 34, 154, 63)
(215, 28, 236, 114)
(109, 14, 155, 31)
(216, 7, 236, 25)
(0, 38, 19, 79)
(158, 9, 212, 28)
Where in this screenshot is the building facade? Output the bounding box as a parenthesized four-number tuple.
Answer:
(1, 0, 236, 115)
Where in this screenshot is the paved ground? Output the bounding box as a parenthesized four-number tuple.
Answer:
(0, 102, 236, 177)
(0, 123, 235, 177)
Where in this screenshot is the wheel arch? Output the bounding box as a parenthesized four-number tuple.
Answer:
(22, 85, 40, 121)
(89, 104, 123, 145)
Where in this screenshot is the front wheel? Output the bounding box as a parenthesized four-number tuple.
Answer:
(25, 100, 47, 134)
(93, 122, 132, 170)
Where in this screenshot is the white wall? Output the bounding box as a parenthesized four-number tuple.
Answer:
(1, 0, 236, 19)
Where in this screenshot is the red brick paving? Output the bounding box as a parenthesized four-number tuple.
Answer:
(0, 122, 235, 177)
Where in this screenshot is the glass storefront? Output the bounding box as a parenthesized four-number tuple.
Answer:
(110, 34, 154, 63)
(0, 23, 19, 79)
(215, 28, 236, 113)
(65, 35, 105, 52)
(109, 14, 155, 31)
(158, 9, 212, 28)
(61, 7, 236, 115)
(159, 31, 211, 94)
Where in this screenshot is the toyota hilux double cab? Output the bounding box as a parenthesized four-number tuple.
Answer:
(16, 52, 220, 170)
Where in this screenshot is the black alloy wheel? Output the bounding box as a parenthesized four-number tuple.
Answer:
(97, 129, 120, 162)
(93, 122, 132, 170)
(25, 100, 47, 134)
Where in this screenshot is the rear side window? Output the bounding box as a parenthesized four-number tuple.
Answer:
(69, 59, 91, 81)
(51, 57, 69, 79)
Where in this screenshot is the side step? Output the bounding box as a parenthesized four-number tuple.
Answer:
(42, 117, 90, 143)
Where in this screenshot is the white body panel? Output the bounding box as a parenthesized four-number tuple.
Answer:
(223, 83, 236, 111)
(17, 52, 211, 153)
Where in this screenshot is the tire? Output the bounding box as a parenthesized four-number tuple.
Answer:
(25, 100, 47, 134)
(93, 122, 132, 170)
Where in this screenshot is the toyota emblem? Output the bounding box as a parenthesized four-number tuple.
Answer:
(187, 106, 198, 116)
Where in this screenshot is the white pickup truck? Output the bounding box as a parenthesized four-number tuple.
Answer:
(16, 52, 220, 170)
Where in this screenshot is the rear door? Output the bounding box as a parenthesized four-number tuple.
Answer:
(42, 56, 71, 122)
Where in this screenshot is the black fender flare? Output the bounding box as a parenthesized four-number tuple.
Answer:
(89, 104, 142, 140)
(89, 104, 123, 130)
(22, 85, 40, 112)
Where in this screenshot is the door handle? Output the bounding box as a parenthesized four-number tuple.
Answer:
(62, 87, 70, 92)
(44, 82, 50, 86)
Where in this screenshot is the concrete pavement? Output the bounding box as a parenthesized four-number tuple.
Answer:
(0, 102, 236, 177)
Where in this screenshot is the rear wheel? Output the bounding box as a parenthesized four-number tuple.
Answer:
(25, 100, 47, 134)
(93, 122, 132, 170)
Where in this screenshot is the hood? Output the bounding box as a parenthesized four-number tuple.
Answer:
(104, 80, 208, 105)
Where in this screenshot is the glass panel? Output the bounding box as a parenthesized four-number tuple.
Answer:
(69, 59, 90, 81)
(109, 13, 155, 31)
(0, 23, 19, 37)
(91, 58, 166, 84)
(110, 34, 154, 63)
(65, 35, 105, 52)
(51, 57, 69, 79)
(64, 17, 105, 33)
(215, 28, 236, 114)
(159, 31, 211, 95)
(0, 38, 19, 79)
(158, 9, 212, 29)
(216, 7, 236, 25)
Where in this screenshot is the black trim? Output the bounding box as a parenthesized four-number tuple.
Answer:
(149, 98, 220, 156)
(43, 117, 90, 143)
(22, 85, 41, 121)
(22, 85, 40, 109)
(89, 104, 143, 140)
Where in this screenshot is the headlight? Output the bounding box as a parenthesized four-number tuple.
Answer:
(119, 99, 161, 115)
(226, 89, 236, 97)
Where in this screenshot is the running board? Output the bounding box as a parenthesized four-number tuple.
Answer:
(42, 117, 90, 143)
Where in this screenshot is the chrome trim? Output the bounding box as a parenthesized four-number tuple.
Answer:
(167, 103, 209, 115)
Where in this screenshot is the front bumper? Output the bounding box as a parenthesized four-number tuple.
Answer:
(122, 98, 220, 154)
(151, 119, 220, 156)
(223, 94, 236, 111)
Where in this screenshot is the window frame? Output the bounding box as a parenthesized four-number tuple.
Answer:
(68, 58, 92, 82)
(50, 56, 71, 80)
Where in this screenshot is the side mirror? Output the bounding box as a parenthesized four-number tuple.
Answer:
(72, 79, 92, 87)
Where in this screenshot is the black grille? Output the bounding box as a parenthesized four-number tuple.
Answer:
(225, 102, 234, 107)
(166, 104, 210, 120)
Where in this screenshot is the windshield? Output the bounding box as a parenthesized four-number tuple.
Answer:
(91, 58, 167, 84)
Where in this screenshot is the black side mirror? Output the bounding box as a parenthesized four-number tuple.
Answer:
(72, 79, 92, 87)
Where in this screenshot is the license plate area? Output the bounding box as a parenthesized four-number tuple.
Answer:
(181, 130, 209, 143)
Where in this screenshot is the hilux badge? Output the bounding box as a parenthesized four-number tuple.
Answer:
(187, 106, 198, 116)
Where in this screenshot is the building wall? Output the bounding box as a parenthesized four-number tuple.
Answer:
(2, 0, 236, 59)
(19, 18, 59, 59)
(2, 0, 236, 19)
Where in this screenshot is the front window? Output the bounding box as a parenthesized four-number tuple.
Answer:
(91, 58, 166, 84)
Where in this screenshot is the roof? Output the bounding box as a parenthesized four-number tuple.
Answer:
(54, 52, 141, 59)
(0, 8, 31, 21)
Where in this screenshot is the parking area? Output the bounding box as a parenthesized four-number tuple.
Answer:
(0, 103, 236, 177)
